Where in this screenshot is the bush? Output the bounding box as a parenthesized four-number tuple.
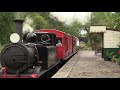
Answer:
(0, 43, 4, 53)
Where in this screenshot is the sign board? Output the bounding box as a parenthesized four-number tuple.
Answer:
(90, 26, 106, 33)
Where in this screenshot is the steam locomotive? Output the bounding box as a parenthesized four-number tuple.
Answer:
(0, 20, 78, 78)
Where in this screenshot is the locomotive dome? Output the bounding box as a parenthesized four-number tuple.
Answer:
(26, 32, 37, 43)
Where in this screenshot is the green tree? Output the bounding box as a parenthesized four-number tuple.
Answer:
(91, 12, 114, 28)
(32, 15, 49, 29)
(0, 12, 14, 45)
(112, 12, 120, 29)
(69, 19, 83, 37)
(20, 12, 50, 29)
(83, 20, 91, 47)
(14, 12, 27, 19)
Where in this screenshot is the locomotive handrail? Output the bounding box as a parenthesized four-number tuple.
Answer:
(40, 41, 51, 44)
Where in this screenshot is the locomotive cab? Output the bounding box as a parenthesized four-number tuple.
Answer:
(25, 32, 56, 46)
(35, 32, 56, 46)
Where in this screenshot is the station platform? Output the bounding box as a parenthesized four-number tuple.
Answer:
(52, 51, 120, 78)
(52, 51, 80, 78)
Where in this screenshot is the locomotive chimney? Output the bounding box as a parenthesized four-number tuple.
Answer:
(14, 19, 24, 43)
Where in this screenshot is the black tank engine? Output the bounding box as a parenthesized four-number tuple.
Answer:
(0, 20, 57, 76)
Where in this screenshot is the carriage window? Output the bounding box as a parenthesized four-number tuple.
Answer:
(56, 38, 62, 46)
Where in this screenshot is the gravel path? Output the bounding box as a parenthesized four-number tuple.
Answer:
(68, 51, 120, 78)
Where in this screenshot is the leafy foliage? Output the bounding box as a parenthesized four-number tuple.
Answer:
(0, 12, 14, 45)
(69, 19, 83, 37)
(91, 12, 114, 27)
(32, 15, 49, 29)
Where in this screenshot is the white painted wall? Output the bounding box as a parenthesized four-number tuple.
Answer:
(104, 30, 120, 48)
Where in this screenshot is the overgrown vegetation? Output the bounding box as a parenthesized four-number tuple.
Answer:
(0, 12, 14, 45)
(0, 44, 4, 53)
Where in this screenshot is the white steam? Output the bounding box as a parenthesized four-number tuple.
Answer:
(23, 17, 34, 33)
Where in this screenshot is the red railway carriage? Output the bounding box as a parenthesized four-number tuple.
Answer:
(35, 29, 76, 60)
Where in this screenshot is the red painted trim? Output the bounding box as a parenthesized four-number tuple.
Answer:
(3, 67, 6, 78)
(118, 50, 120, 54)
(30, 74, 39, 78)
